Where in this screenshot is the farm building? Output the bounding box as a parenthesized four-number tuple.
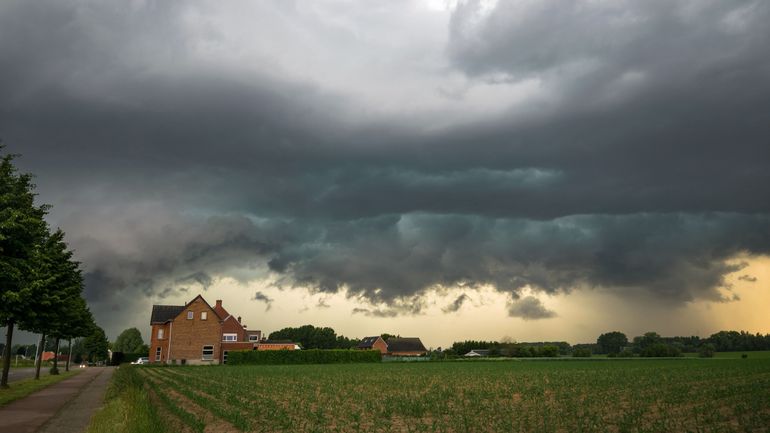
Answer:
(356, 336, 388, 354)
(150, 294, 292, 365)
(385, 337, 428, 356)
(463, 349, 490, 357)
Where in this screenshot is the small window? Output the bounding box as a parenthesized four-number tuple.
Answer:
(249, 334, 260, 342)
(157, 328, 164, 339)
(201, 311, 207, 320)
(187, 311, 193, 320)
(223, 333, 237, 342)
(202, 345, 214, 361)
(223, 350, 229, 364)
(155, 347, 161, 361)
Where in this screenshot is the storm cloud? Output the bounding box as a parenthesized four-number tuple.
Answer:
(507, 296, 556, 321)
(1, 0, 769, 335)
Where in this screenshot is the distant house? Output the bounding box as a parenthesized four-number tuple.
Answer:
(150, 294, 290, 365)
(41, 351, 56, 362)
(463, 349, 490, 357)
(357, 336, 388, 354)
(386, 337, 427, 356)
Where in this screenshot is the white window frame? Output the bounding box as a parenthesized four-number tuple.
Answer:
(155, 347, 161, 361)
(248, 334, 260, 342)
(223, 333, 237, 342)
(201, 311, 207, 320)
(187, 311, 193, 320)
(157, 328, 164, 339)
(202, 345, 214, 361)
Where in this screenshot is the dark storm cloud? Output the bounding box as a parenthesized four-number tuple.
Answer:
(251, 291, 273, 311)
(442, 294, 471, 313)
(1, 0, 769, 334)
(507, 296, 556, 320)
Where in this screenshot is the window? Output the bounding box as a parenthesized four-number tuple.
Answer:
(202, 345, 214, 361)
(223, 350, 229, 364)
(201, 311, 207, 320)
(155, 347, 161, 361)
(248, 334, 260, 342)
(223, 333, 237, 342)
(157, 328, 164, 339)
(187, 311, 193, 320)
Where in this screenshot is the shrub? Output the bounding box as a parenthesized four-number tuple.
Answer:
(640, 343, 682, 358)
(617, 349, 635, 358)
(227, 349, 382, 365)
(538, 346, 560, 357)
(698, 344, 716, 358)
(572, 348, 592, 357)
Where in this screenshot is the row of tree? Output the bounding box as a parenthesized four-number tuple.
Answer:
(444, 330, 770, 358)
(1, 146, 103, 388)
(268, 325, 364, 349)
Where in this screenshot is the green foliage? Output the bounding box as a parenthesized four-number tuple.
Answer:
(639, 343, 682, 357)
(572, 348, 592, 357)
(113, 328, 146, 353)
(596, 331, 628, 354)
(268, 325, 360, 349)
(699, 343, 716, 358)
(83, 326, 110, 362)
(86, 366, 168, 433)
(227, 349, 382, 365)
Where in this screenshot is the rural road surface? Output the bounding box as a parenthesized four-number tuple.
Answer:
(0, 367, 113, 433)
(6, 367, 50, 383)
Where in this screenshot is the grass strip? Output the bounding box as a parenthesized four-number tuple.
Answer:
(0, 370, 80, 407)
(85, 366, 168, 433)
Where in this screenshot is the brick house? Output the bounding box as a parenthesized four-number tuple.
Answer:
(356, 336, 388, 354)
(150, 295, 267, 365)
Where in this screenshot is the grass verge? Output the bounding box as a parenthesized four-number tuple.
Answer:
(0, 370, 80, 407)
(85, 366, 168, 433)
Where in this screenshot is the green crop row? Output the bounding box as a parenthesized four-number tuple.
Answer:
(227, 349, 382, 365)
(139, 358, 770, 433)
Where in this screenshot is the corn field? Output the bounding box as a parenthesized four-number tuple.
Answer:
(136, 357, 770, 433)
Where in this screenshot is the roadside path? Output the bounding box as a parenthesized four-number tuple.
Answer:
(0, 367, 113, 433)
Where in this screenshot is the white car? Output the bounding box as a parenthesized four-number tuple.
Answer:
(131, 357, 150, 365)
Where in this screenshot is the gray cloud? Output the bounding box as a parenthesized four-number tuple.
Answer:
(252, 291, 273, 311)
(738, 275, 758, 283)
(507, 296, 557, 320)
(1, 0, 768, 338)
(442, 294, 470, 313)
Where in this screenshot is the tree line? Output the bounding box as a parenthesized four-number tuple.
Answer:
(0, 145, 104, 388)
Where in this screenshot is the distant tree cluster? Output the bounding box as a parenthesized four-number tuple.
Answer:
(1, 145, 104, 388)
(268, 325, 361, 349)
(445, 340, 564, 358)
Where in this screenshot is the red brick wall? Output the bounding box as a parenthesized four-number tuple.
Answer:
(372, 338, 388, 354)
(149, 323, 173, 363)
(166, 297, 222, 365)
(221, 315, 247, 341)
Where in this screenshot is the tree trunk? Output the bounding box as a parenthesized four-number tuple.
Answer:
(35, 332, 46, 380)
(1, 320, 14, 388)
(65, 339, 72, 372)
(51, 337, 60, 375)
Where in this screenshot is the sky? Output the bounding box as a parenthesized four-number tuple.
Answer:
(1, 0, 769, 348)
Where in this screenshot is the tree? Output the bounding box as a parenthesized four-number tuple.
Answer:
(633, 332, 662, 352)
(268, 325, 357, 349)
(596, 331, 628, 355)
(0, 146, 49, 388)
(83, 326, 109, 362)
(112, 328, 145, 353)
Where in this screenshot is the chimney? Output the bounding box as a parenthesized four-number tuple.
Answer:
(215, 300, 222, 308)
(237, 316, 242, 323)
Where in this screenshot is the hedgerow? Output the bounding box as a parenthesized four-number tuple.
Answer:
(227, 349, 381, 365)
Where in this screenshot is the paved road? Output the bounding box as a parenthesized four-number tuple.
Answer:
(6, 367, 50, 383)
(0, 367, 113, 433)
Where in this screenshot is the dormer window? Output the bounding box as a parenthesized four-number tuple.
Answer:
(187, 311, 193, 320)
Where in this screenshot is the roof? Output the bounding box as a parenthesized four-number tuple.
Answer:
(386, 337, 427, 353)
(357, 336, 383, 349)
(150, 305, 185, 324)
(464, 349, 490, 356)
